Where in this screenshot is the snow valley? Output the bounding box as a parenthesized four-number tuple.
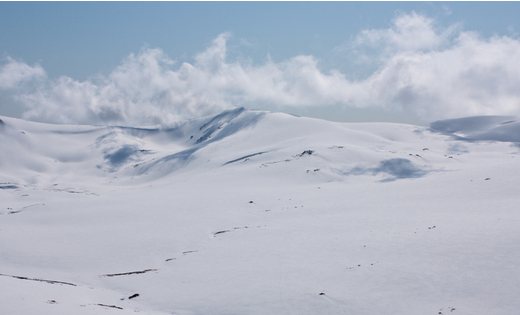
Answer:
(1, 108, 520, 315)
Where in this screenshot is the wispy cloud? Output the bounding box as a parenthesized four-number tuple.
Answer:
(2, 12, 520, 125)
(442, 5, 453, 16)
(0, 57, 45, 89)
(353, 12, 460, 52)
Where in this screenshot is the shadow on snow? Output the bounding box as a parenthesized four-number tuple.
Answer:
(345, 158, 428, 182)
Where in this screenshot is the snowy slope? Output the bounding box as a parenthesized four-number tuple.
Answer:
(430, 115, 520, 142)
(1, 108, 520, 315)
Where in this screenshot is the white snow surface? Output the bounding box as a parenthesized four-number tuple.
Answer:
(1, 108, 520, 315)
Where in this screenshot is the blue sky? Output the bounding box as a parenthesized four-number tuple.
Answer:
(1, 2, 520, 125)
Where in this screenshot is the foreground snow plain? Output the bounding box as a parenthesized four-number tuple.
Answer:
(1, 108, 520, 315)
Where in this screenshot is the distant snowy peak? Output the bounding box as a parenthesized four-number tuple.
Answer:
(430, 116, 520, 142)
(91, 107, 268, 174)
(0, 107, 267, 185)
(183, 107, 266, 145)
(2, 109, 520, 187)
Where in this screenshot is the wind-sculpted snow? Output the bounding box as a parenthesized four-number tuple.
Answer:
(195, 107, 247, 144)
(124, 107, 267, 178)
(430, 115, 520, 142)
(1, 109, 520, 315)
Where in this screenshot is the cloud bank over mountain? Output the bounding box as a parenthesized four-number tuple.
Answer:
(2, 12, 520, 125)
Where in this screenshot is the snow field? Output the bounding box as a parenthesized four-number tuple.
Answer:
(1, 109, 520, 314)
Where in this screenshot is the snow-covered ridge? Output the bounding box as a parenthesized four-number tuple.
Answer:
(430, 115, 520, 142)
(1, 108, 520, 187)
(0, 107, 267, 185)
(1, 109, 520, 315)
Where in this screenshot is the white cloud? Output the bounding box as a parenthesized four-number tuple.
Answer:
(354, 12, 460, 53)
(15, 34, 357, 125)
(353, 23, 520, 119)
(2, 12, 520, 125)
(0, 57, 45, 89)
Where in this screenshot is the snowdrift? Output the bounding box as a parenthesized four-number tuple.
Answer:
(1, 108, 520, 315)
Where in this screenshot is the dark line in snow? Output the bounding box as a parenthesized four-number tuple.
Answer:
(223, 151, 268, 166)
(0, 273, 77, 286)
(0, 185, 18, 190)
(8, 203, 45, 215)
(97, 304, 123, 310)
(214, 230, 230, 236)
(99, 269, 157, 277)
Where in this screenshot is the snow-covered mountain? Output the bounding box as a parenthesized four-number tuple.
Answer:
(1, 108, 520, 315)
